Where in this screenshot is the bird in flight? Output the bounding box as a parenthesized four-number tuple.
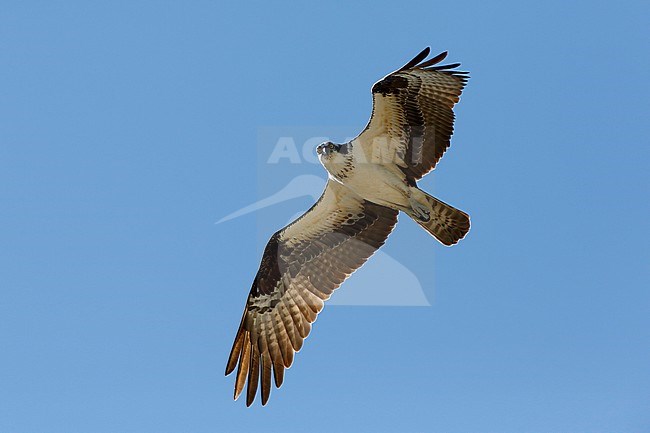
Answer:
(225, 47, 470, 406)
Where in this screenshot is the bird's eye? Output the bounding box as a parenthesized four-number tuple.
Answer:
(328, 143, 334, 150)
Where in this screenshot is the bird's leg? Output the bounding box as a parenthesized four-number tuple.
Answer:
(408, 196, 431, 222)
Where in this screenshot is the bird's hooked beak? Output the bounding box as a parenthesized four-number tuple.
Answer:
(316, 144, 324, 156)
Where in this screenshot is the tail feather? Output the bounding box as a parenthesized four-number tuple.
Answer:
(406, 189, 470, 246)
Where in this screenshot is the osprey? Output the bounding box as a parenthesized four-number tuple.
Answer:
(226, 47, 470, 406)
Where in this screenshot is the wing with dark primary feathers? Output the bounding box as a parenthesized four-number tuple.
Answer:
(357, 47, 469, 181)
(225, 180, 398, 406)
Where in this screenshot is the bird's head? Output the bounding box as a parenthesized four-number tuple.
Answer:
(316, 141, 342, 159)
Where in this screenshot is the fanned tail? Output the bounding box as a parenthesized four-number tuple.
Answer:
(406, 188, 470, 246)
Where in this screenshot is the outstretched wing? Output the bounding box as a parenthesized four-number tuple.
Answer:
(356, 47, 469, 181)
(225, 180, 398, 406)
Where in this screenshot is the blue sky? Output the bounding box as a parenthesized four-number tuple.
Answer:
(1, 1, 649, 432)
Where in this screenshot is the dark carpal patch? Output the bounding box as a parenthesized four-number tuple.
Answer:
(372, 75, 409, 96)
(251, 232, 282, 297)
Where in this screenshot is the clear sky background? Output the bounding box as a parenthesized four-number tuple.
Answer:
(1, 1, 649, 432)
